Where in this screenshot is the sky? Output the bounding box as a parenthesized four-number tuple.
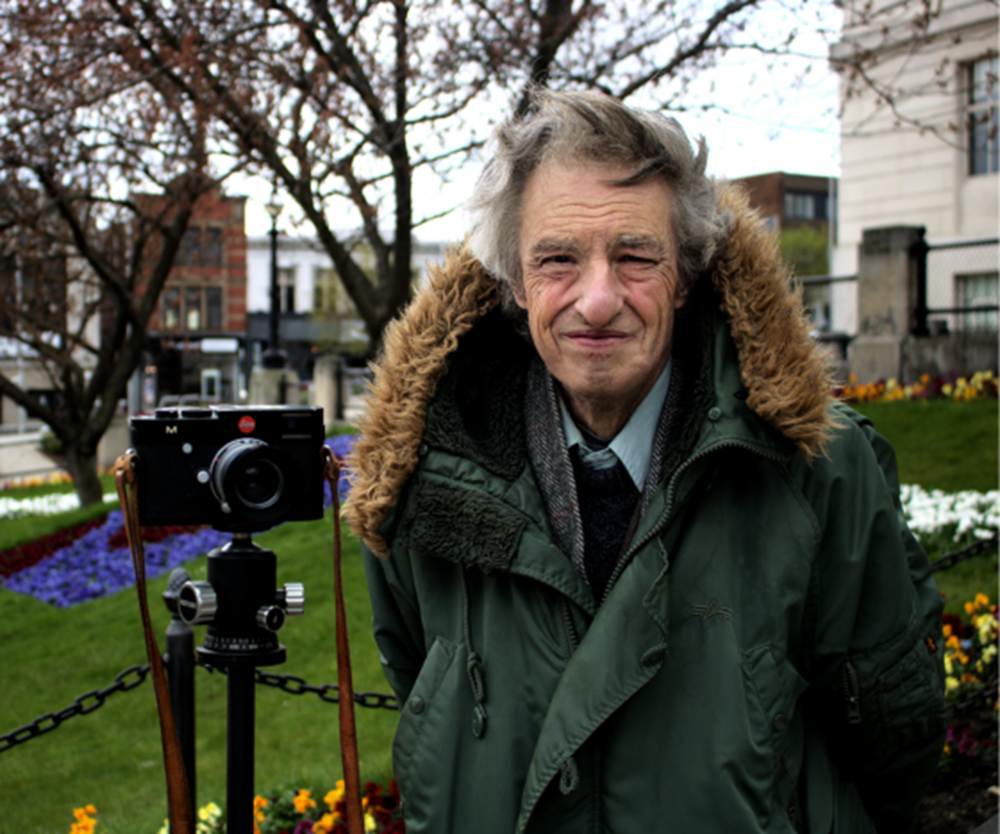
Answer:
(242, 5, 844, 243)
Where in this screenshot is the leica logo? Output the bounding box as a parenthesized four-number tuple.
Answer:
(165, 425, 178, 434)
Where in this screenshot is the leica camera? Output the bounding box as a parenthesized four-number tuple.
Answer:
(130, 405, 325, 533)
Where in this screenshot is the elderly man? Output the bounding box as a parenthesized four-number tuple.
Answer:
(345, 89, 944, 834)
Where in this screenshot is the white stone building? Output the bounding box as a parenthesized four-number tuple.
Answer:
(245, 234, 448, 377)
(830, 0, 998, 335)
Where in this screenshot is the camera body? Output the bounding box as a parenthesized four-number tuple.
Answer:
(130, 405, 325, 532)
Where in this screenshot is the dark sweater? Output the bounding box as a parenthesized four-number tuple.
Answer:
(570, 448, 640, 600)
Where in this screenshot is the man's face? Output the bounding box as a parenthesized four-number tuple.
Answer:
(516, 159, 686, 437)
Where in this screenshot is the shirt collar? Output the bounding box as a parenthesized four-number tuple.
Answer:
(559, 361, 672, 490)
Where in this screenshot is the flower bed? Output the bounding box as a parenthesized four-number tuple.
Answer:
(2, 511, 229, 607)
(70, 781, 405, 834)
(918, 594, 999, 834)
(901, 485, 1000, 544)
(0, 491, 115, 519)
(837, 370, 997, 403)
(0, 516, 106, 578)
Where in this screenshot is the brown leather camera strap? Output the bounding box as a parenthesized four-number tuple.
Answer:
(114, 450, 195, 834)
(323, 445, 364, 834)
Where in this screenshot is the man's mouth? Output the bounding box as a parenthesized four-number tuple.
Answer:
(565, 329, 629, 348)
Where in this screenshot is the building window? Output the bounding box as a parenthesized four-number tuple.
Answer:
(313, 266, 339, 313)
(957, 272, 998, 331)
(784, 191, 827, 222)
(205, 286, 222, 330)
(968, 56, 998, 176)
(177, 227, 224, 267)
(278, 266, 295, 313)
(184, 287, 202, 330)
(161, 286, 225, 332)
(162, 288, 181, 330)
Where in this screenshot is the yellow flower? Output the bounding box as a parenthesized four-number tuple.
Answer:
(975, 592, 990, 607)
(943, 623, 953, 637)
(253, 795, 269, 834)
(325, 780, 346, 810)
(944, 654, 954, 675)
(945, 676, 959, 692)
(314, 812, 337, 834)
(965, 601, 975, 615)
(293, 789, 317, 814)
(365, 810, 377, 833)
(199, 803, 221, 822)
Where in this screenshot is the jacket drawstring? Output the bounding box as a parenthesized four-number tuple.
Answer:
(461, 567, 488, 739)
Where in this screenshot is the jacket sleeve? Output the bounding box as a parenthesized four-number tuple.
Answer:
(805, 404, 946, 833)
(363, 542, 426, 704)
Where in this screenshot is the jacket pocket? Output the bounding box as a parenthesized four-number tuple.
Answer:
(741, 644, 808, 828)
(391, 635, 461, 831)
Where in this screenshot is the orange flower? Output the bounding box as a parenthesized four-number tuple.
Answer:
(293, 789, 317, 814)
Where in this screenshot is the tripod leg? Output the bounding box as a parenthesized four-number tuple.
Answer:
(227, 665, 255, 834)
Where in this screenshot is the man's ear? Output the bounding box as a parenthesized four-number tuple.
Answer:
(512, 280, 528, 309)
(674, 280, 688, 310)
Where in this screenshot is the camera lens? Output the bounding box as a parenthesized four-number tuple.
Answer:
(234, 459, 283, 509)
(210, 438, 294, 528)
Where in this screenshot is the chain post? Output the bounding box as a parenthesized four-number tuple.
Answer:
(164, 568, 198, 819)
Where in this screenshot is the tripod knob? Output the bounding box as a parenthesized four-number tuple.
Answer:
(256, 605, 286, 632)
(178, 581, 218, 625)
(280, 582, 305, 616)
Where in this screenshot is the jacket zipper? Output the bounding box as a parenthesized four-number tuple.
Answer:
(841, 659, 863, 725)
(600, 438, 785, 606)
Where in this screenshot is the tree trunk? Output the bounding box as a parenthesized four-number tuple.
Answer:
(65, 444, 105, 507)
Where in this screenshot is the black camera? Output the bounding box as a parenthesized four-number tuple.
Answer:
(130, 405, 325, 532)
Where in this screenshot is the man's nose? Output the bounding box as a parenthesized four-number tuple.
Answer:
(575, 259, 623, 326)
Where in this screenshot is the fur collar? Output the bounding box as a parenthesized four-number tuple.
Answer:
(344, 186, 834, 555)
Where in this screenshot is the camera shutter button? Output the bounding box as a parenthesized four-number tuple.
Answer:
(197, 470, 210, 484)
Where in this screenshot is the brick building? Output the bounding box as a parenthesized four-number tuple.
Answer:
(729, 172, 834, 233)
(141, 187, 248, 407)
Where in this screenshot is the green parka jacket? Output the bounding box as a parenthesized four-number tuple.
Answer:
(344, 190, 946, 834)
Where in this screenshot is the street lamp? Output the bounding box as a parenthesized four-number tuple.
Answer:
(262, 195, 286, 369)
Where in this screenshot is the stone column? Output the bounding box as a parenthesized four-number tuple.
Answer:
(311, 354, 341, 430)
(848, 225, 924, 383)
(248, 366, 300, 405)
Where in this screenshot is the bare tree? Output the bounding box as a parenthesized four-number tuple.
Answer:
(104, 0, 832, 351)
(0, 2, 224, 505)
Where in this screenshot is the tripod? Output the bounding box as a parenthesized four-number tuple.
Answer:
(177, 533, 304, 834)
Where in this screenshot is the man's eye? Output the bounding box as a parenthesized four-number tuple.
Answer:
(540, 255, 574, 266)
(620, 254, 656, 265)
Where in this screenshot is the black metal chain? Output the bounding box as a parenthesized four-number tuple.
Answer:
(199, 662, 400, 711)
(0, 533, 990, 754)
(929, 536, 999, 574)
(0, 664, 150, 754)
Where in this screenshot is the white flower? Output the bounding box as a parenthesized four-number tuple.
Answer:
(0, 492, 115, 520)
(900, 484, 999, 543)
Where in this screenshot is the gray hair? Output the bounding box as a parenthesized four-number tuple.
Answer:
(467, 88, 729, 306)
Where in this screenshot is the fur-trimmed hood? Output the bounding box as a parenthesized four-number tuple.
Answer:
(344, 186, 834, 555)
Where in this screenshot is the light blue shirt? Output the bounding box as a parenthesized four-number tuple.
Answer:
(559, 361, 672, 490)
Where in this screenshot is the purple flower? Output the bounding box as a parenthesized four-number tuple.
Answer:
(2, 511, 228, 607)
(323, 434, 357, 506)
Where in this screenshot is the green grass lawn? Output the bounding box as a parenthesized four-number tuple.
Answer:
(0, 399, 995, 832)
(0, 515, 396, 834)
